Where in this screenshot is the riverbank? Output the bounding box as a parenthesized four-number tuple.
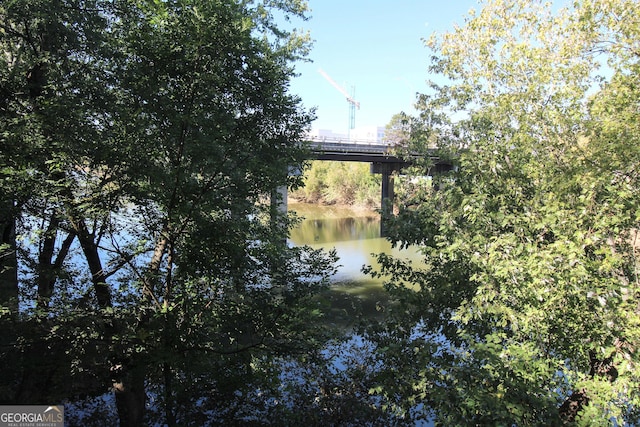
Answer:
(288, 197, 380, 217)
(289, 160, 382, 208)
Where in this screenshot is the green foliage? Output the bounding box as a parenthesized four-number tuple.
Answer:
(0, 0, 340, 424)
(383, 112, 412, 148)
(292, 160, 381, 208)
(363, 0, 640, 425)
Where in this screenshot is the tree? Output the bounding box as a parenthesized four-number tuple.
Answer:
(364, 0, 640, 424)
(291, 160, 381, 207)
(382, 112, 411, 148)
(0, 0, 124, 405)
(1, 0, 338, 424)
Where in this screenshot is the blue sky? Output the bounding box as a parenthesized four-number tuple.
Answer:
(288, 0, 480, 134)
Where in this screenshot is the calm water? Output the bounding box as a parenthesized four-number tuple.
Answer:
(289, 203, 435, 426)
(288, 202, 422, 324)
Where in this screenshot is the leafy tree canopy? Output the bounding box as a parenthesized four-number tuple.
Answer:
(1, 0, 338, 424)
(367, 0, 640, 425)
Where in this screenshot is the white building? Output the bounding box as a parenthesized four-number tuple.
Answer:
(305, 126, 385, 143)
(349, 125, 385, 143)
(305, 128, 348, 142)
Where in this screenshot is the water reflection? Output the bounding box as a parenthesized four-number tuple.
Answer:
(289, 203, 421, 289)
(290, 216, 380, 244)
(288, 203, 422, 324)
(289, 203, 434, 426)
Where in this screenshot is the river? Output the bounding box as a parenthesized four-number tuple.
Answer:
(288, 202, 435, 426)
(288, 202, 422, 325)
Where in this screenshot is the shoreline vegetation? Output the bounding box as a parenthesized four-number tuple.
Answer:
(288, 198, 380, 217)
(290, 160, 382, 210)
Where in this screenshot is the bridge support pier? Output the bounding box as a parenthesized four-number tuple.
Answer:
(271, 165, 302, 235)
(272, 185, 288, 216)
(373, 164, 395, 208)
(371, 162, 404, 236)
(270, 166, 289, 240)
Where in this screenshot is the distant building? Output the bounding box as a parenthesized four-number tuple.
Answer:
(305, 126, 385, 143)
(305, 129, 348, 141)
(350, 125, 385, 143)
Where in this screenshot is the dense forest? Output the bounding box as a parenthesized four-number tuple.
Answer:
(2, 0, 640, 425)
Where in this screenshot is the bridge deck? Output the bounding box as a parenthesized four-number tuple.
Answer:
(304, 137, 454, 174)
(305, 137, 405, 163)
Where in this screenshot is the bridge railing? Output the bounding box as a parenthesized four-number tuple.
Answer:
(304, 135, 392, 147)
(304, 136, 394, 154)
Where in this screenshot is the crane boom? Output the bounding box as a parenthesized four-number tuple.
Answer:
(318, 68, 360, 109)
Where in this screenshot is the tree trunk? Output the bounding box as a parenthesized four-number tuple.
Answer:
(0, 208, 18, 317)
(36, 216, 60, 309)
(14, 322, 57, 404)
(69, 212, 150, 424)
(71, 215, 112, 307)
(559, 349, 619, 423)
(163, 362, 176, 427)
(11, 206, 80, 404)
(112, 364, 147, 427)
(0, 207, 25, 403)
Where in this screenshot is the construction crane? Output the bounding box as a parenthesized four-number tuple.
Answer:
(318, 68, 360, 136)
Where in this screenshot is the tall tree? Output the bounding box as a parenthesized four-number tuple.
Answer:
(0, 0, 125, 404)
(1, 0, 337, 424)
(383, 113, 412, 148)
(105, 2, 334, 423)
(365, 0, 640, 425)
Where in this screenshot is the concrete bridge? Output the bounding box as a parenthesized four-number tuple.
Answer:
(272, 137, 453, 235)
(305, 136, 453, 210)
(306, 137, 407, 163)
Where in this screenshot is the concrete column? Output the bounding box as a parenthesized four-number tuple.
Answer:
(274, 185, 288, 216)
(371, 162, 397, 210)
(381, 168, 395, 237)
(270, 167, 290, 244)
(381, 170, 394, 209)
(371, 162, 400, 237)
